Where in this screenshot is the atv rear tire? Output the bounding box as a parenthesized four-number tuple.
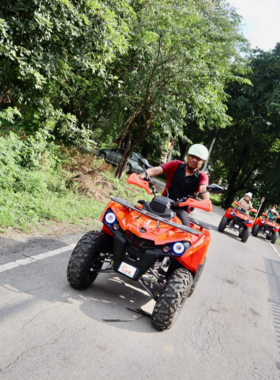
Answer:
(67, 231, 112, 289)
(218, 216, 229, 232)
(252, 224, 259, 237)
(151, 268, 193, 331)
(241, 227, 251, 243)
(271, 232, 278, 244)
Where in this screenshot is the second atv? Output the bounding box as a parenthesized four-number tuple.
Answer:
(218, 201, 257, 243)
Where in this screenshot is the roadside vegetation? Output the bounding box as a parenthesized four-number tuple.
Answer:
(1, 0, 280, 232)
(0, 130, 150, 232)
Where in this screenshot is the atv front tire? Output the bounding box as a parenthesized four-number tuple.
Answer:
(241, 227, 251, 243)
(252, 224, 259, 237)
(218, 216, 229, 232)
(151, 268, 193, 331)
(271, 232, 278, 244)
(67, 231, 112, 289)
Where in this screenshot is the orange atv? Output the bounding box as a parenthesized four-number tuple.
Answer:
(67, 165, 223, 331)
(252, 213, 280, 244)
(218, 201, 257, 243)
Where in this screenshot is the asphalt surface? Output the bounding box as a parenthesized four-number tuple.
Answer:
(0, 205, 280, 380)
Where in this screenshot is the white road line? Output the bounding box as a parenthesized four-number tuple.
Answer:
(270, 243, 280, 258)
(0, 244, 75, 274)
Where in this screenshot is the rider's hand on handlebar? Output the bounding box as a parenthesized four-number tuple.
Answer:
(138, 172, 149, 181)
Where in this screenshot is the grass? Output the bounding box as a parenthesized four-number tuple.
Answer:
(0, 134, 152, 233)
(0, 170, 151, 233)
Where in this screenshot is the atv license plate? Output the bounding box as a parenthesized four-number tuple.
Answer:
(118, 262, 137, 278)
(234, 224, 240, 229)
(266, 230, 270, 234)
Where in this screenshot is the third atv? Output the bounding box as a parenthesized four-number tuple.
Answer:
(252, 213, 280, 244)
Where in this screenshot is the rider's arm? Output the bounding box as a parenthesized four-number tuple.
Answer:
(138, 166, 164, 179)
(197, 172, 209, 199)
(199, 185, 209, 200)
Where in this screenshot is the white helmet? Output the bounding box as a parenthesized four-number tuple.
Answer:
(270, 209, 277, 214)
(245, 192, 253, 198)
(188, 144, 208, 160)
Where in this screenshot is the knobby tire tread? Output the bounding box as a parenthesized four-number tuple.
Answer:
(218, 216, 229, 232)
(67, 231, 111, 289)
(241, 228, 251, 243)
(252, 224, 259, 237)
(151, 268, 193, 331)
(271, 232, 278, 244)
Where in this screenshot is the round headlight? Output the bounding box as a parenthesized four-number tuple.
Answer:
(173, 242, 185, 255)
(105, 212, 116, 224)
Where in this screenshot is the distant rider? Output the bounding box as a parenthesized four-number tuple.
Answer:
(138, 144, 209, 226)
(266, 204, 279, 221)
(237, 193, 253, 213)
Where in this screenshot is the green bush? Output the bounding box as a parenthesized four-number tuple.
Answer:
(210, 194, 224, 207)
(0, 132, 151, 231)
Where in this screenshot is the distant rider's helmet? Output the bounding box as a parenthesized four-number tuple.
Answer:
(270, 208, 277, 214)
(188, 144, 209, 160)
(245, 192, 253, 199)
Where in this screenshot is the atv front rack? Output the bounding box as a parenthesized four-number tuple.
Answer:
(111, 197, 202, 235)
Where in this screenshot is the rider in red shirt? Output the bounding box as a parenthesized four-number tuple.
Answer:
(139, 144, 209, 226)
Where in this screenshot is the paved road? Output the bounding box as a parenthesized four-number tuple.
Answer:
(0, 206, 280, 380)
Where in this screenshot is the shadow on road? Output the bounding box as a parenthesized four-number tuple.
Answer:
(0, 242, 159, 333)
(264, 258, 280, 371)
(219, 229, 243, 242)
(78, 274, 158, 333)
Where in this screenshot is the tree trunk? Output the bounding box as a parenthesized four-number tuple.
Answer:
(178, 136, 188, 161)
(224, 188, 237, 209)
(115, 112, 152, 179)
(115, 124, 134, 179)
(202, 129, 218, 172)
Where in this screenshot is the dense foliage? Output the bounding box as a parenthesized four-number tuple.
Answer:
(0, 0, 134, 135)
(0, 131, 150, 231)
(1, 0, 280, 215)
(208, 44, 280, 208)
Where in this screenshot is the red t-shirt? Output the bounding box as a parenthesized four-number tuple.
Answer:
(161, 160, 209, 198)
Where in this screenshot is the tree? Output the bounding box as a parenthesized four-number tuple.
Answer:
(209, 44, 280, 208)
(101, 0, 249, 178)
(0, 0, 134, 133)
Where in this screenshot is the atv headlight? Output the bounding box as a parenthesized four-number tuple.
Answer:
(262, 221, 265, 224)
(173, 242, 185, 255)
(247, 220, 253, 224)
(230, 211, 235, 216)
(163, 245, 170, 253)
(275, 226, 279, 230)
(104, 212, 116, 224)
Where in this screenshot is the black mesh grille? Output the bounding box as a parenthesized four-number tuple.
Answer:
(125, 230, 155, 249)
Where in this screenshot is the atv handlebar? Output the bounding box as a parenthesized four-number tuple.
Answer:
(172, 184, 224, 207)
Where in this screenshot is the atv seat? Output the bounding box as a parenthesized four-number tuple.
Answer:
(142, 196, 175, 220)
